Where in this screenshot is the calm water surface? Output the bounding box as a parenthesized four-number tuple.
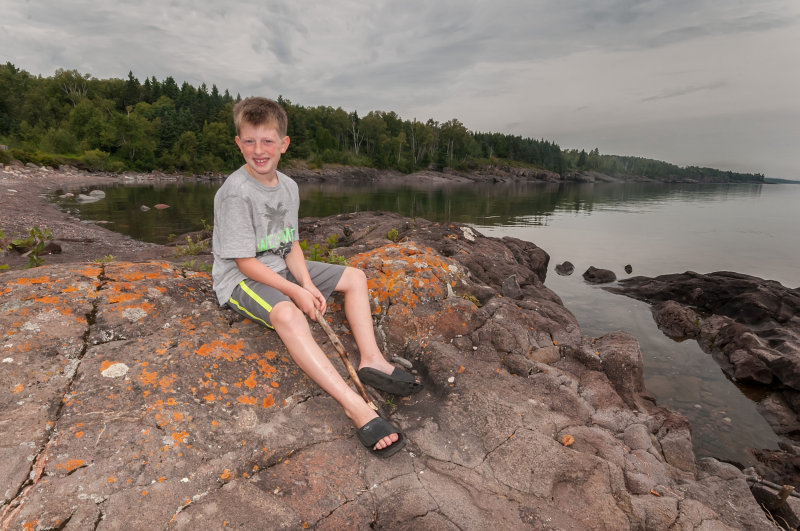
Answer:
(55, 180, 800, 465)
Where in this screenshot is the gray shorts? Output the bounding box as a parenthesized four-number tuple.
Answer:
(227, 261, 346, 329)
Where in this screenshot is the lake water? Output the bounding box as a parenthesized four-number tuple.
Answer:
(55, 180, 800, 466)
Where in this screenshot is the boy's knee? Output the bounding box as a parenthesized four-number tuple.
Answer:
(346, 266, 368, 286)
(270, 301, 305, 330)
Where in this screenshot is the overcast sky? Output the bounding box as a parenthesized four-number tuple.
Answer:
(2, 0, 799, 179)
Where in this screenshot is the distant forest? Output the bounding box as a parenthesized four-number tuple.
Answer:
(0, 63, 764, 183)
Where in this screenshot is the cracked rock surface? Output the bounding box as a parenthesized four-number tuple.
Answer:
(0, 167, 781, 529)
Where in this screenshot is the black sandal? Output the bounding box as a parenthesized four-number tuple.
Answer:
(357, 367, 423, 396)
(356, 417, 406, 458)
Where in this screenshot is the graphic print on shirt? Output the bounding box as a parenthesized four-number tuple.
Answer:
(257, 201, 295, 258)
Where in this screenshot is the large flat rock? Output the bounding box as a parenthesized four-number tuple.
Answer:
(1, 230, 778, 529)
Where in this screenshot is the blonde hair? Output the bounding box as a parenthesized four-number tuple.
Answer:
(233, 97, 288, 137)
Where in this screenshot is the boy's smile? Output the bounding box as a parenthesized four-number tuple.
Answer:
(235, 123, 290, 186)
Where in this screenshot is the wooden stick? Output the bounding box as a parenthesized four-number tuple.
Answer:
(315, 309, 378, 411)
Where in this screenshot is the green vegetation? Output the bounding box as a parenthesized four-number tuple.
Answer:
(94, 254, 116, 264)
(386, 228, 399, 242)
(175, 235, 210, 256)
(300, 238, 349, 265)
(11, 226, 54, 268)
(0, 62, 764, 182)
(0, 229, 8, 270)
(181, 259, 212, 272)
(461, 294, 481, 307)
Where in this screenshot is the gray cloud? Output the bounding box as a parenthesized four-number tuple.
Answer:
(1, 0, 799, 178)
(641, 81, 727, 102)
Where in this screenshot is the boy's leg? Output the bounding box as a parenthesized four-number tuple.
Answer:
(227, 278, 399, 451)
(269, 300, 399, 450)
(333, 267, 396, 374)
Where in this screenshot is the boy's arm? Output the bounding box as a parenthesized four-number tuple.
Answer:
(234, 246, 324, 319)
(283, 241, 327, 314)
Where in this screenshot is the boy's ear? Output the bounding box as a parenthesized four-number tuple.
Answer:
(234, 136, 242, 150)
(280, 136, 290, 153)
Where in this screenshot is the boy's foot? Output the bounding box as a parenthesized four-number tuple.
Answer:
(356, 416, 406, 458)
(357, 366, 422, 396)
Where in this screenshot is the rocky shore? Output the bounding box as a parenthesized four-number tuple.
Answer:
(0, 164, 794, 529)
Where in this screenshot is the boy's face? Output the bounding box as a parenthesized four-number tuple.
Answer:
(235, 122, 290, 184)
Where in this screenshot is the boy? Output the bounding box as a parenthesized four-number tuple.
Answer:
(212, 97, 421, 457)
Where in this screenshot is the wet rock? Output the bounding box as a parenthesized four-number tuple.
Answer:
(555, 261, 574, 276)
(583, 265, 617, 284)
(609, 271, 800, 438)
(624, 264, 633, 274)
(76, 193, 102, 203)
(652, 300, 700, 340)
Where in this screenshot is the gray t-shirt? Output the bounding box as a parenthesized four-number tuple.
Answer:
(212, 166, 299, 305)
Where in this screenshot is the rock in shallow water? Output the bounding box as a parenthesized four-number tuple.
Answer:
(583, 265, 617, 284)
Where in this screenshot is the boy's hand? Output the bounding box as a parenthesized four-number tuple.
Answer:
(292, 283, 326, 319)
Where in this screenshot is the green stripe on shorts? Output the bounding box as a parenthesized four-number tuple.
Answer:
(229, 280, 274, 329)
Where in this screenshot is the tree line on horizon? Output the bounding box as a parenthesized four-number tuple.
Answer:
(0, 63, 764, 183)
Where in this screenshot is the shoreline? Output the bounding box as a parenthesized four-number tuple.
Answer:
(3, 162, 799, 526)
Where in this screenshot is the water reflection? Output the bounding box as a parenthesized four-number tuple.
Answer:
(54, 180, 766, 241)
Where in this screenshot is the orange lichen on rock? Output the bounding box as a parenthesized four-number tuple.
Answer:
(32, 295, 60, 304)
(13, 276, 52, 285)
(561, 434, 575, 447)
(56, 459, 85, 472)
(349, 242, 460, 316)
(237, 395, 257, 405)
(138, 368, 158, 387)
(195, 339, 246, 361)
(78, 265, 103, 277)
(243, 371, 258, 389)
